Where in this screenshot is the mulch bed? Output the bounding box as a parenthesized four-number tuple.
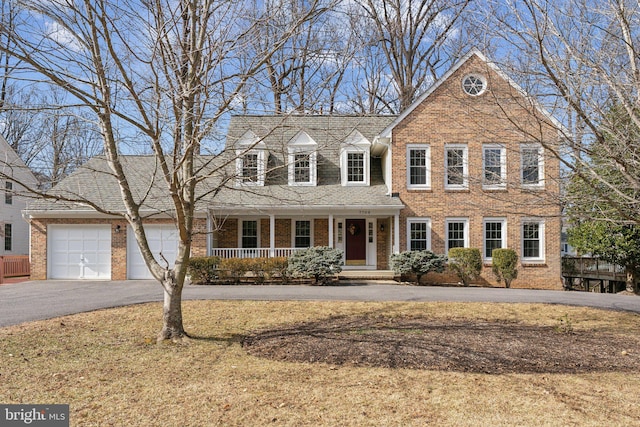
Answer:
(242, 315, 640, 374)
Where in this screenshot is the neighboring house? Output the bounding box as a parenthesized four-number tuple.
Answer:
(0, 134, 38, 256)
(25, 49, 563, 288)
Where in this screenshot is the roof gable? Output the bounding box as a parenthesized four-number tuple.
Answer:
(288, 130, 317, 147)
(380, 48, 565, 137)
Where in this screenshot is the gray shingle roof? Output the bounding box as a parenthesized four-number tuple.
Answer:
(27, 115, 404, 216)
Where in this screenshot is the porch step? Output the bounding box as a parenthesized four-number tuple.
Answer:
(338, 270, 397, 281)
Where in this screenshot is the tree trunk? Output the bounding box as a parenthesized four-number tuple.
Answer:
(158, 276, 187, 341)
(626, 269, 638, 294)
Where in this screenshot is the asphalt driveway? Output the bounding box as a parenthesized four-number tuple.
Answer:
(0, 280, 639, 328)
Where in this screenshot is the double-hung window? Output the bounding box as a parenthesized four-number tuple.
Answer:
(407, 218, 431, 251)
(293, 154, 311, 183)
(293, 220, 312, 248)
(340, 130, 371, 186)
(235, 131, 267, 186)
(407, 144, 431, 189)
(5, 181, 12, 205)
(241, 153, 259, 183)
(446, 218, 469, 252)
(288, 131, 317, 186)
(241, 220, 259, 249)
(521, 144, 544, 187)
(445, 144, 468, 189)
(522, 220, 545, 262)
(347, 153, 365, 183)
(483, 144, 506, 189)
(483, 218, 507, 260)
(4, 223, 11, 251)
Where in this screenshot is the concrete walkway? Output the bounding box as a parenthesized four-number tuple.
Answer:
(0, 279, 639, 328)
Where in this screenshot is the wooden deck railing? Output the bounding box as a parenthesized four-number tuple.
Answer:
(562, 256, 625, 280)
(0, 255, 30, 284)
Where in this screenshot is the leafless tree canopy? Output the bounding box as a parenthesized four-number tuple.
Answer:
(479, 0, 640, 224)
(0, 0, 325, 340)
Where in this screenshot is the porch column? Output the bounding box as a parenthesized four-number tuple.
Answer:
(393, 213, 400, 254)
(328, 214, 334, 248)
(269, 214, 275, 257)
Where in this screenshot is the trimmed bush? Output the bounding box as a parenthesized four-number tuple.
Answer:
(248, 257, 269, 284)
(390, 250, 447, 284)
(187, 256, 220, 285)
(263, 257, 289, 282)
(448, 248, 482, 287)
(491, 248, 518, 288)
(219, 257, 251, 284)
(287, 246, 343, 285)
(188, 256, 290, 285)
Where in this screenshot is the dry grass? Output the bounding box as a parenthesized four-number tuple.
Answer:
(1, 300, 639, 426)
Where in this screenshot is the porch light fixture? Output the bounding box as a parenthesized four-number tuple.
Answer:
(115, 225, 121, 233)
(380, 224, 385, 232)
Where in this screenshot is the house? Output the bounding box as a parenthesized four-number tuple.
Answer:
(25, 49, 563, 288)
(0, 134, 38, 256)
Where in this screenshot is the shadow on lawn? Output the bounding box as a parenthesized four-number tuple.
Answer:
(241, 314, 640, 375)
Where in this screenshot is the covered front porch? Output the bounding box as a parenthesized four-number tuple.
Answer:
(208, 207, 402, 270)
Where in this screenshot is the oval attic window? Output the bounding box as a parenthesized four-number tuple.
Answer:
(462, 74, 486, 96)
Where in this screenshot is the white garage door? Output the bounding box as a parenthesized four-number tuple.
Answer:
(127, 225, 179, 279)
(48, 225, 112, 279)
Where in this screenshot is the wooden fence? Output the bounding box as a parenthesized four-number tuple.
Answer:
(0, 255, 30, 284)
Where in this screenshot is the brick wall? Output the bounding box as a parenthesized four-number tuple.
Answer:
(216, 218, 238, 248)
(314, 218, 329, 246)
(376, 218, 390, 269)
(391, 54, 563, 289)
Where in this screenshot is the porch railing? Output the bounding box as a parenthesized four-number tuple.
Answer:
(210, 248, 304, 259)
(0, 255, 30, 284)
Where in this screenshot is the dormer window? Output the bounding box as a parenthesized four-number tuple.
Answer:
(242, 153, 259, 183)
(235, 131, 267, 186)
(288, 131, 317, 186)
(340, 130, 370, 186)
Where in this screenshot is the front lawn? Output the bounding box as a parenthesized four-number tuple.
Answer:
(1, 301, 639, 426)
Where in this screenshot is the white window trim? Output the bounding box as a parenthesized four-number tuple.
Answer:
(483, 217, 507, 261)
(406, 217, 431, 251)
(462, 74, 487, 97)
(234, 131, 267, 187)
(236, 150, 266, 186)
(445, 217, 469, 253)
(288, 151, 317, 186)
(520, 143, 545, 189)
(341, 150, 370, 186)
(291, 218, 314, 248)
(482, 144, 507, 190)
(444, 144, 469, 190)
(340, 130, 371, 187)
(238, 219, 261, 248)
(521, 218, 545, 263)
(287, 131, 318, 186)
(406, 144, 431, 190)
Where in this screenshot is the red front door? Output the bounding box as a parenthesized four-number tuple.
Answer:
(345, 219, 366, 265)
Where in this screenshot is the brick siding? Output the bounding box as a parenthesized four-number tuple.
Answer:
(391, 55, 562, 289)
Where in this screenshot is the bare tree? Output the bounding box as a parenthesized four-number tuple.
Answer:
(350, 0, 470, 112)
(0, 0, 321, 340)
(482, 0, 640, 224)
(1, 85, 102, 187)
(245, 0, 354, 114)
